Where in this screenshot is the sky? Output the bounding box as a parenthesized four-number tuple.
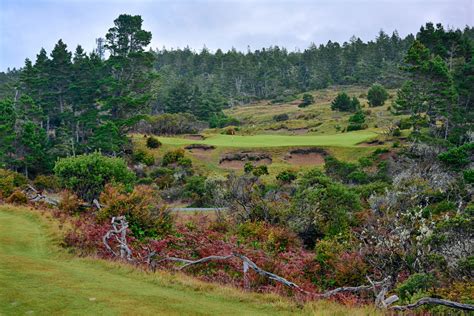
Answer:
(0, 0, 473, 71)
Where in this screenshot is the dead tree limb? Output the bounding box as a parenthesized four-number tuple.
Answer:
(390, 298, 474, 311)
(24, 185, 59, 206)
(103, 216, 133, 261)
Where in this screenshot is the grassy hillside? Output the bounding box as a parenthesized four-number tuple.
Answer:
(0, 205, 382, 316)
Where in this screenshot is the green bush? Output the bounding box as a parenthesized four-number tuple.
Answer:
(33, 175, 60, 191)
(396, 273, 437, 301)
(367, 83, 389, 107)
(162, 149, 185, 166)
(244, 162, 254, 174)
(54, 152, 135, 201)
(291, 169, 361, 241)
(209, 113, 240, 128)
(276, 169, 298, 183)
(438, 143, 473, 170)
(146, 136, 161, 149)
(133, 150, 155, 166)
(392, 128, 402, 137)
(463, 169, 474, 184)
(298, 93, 315, 108)
(252, 165, 269, 177)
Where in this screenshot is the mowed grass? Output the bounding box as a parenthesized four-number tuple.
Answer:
(156, 131, 377, 148)
(0, 205, 382, 316)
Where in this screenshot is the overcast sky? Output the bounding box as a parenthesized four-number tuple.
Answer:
(0, 0, 472, 71)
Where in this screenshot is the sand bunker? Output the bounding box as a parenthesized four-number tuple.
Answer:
(284, 148, 327, 166)
(219, 151, 272, 170)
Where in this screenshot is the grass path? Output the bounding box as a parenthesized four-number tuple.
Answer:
(157, 131, 377, 148)
(0, 206, 299, 315)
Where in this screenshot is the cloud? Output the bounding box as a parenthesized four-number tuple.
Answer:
(0, 0, 472, 70)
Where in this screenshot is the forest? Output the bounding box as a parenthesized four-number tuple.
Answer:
(0, 13, 473, 315)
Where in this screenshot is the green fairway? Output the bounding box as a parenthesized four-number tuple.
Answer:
(0, 206, 298, 315)
(158, 131, 377, 148)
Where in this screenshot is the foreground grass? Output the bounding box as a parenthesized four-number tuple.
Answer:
(0, 205, 381, 315)
(156, 131, 377, 148)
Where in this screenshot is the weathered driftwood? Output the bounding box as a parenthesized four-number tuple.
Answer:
(103, 216, 133, 261)
(390, 297, 474, 311)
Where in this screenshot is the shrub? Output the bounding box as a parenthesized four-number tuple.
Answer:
(143, 113, 204, 135)
(367, 83, 389, 107)
(98, 184, 173, 239)
(209, 114, 240, 128)
(463, 169, 474, 184)
(290, 169, 361, 244)
(0, 169, 27, 198)
(6, 190, 28, 204)
(244, 162, 254, 174)
(54, 152, 135, 201)
(58, 190, 82, 213)
(33, 175, 60, 191)
(273, 113, 289, 122)
(298, 93, 315, 108)
(161, 149, 185, 166)
(177, 157, 193, 169)
(392, 128, 402, 137)
(331, 92, 359, 112)
(252, 165, 269, 177)
(396, 273, 437, 301)
(146, 136, 161, 149)
(133, 150, 155, 166)
(276, 169, 297, 183)
(438, 143, 473, 170)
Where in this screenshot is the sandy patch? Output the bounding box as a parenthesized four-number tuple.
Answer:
(284, 148, 327, 166)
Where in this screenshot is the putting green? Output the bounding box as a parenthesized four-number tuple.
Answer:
(157, 131, 377, 148)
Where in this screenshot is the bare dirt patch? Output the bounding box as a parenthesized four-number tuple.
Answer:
(284, 148, 328, 166)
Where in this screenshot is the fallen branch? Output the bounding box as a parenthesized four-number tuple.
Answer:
(24, 185, 59, 206)
(153, 253, 300, 290)
(390, 298, 474, 311)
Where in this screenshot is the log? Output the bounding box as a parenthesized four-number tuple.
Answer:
(391, 298, 474, 311)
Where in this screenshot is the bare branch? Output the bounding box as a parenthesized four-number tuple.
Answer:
(391, 298, 474, 311)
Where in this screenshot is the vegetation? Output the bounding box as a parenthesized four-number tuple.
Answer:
(367, 83, 389, 107)
(0, 14, 473, 314)
(54, 152, 135, 201)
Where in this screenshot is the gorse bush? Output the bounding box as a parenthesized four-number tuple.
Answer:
(133, 149, 155, 166)
(54, 152, 135, 201)
(146, 136, 161, 149)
